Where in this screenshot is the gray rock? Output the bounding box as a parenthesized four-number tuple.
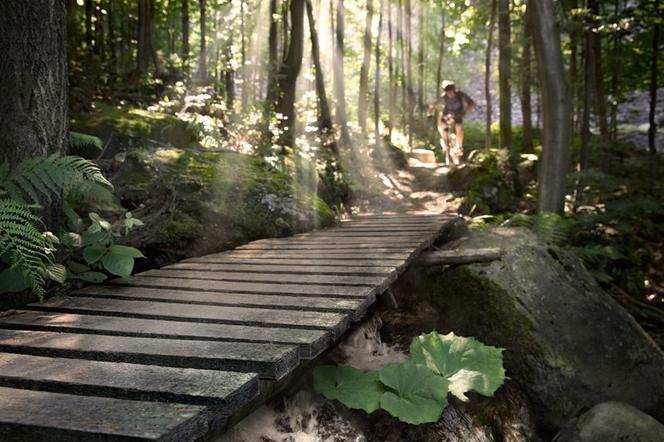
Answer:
(555, 401, 664, 442)
(430, 228, 664, 431)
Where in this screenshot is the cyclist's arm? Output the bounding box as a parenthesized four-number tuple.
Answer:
(459, 92, 476, 115)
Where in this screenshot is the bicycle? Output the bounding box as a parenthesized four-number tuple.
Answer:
(429, 113, 462, 166)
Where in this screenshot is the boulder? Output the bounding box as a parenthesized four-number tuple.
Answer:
(427, 228, 664, 431)
(555, 401, 664, 442)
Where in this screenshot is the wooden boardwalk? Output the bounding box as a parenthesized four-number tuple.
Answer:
(0, 213, 455, 441)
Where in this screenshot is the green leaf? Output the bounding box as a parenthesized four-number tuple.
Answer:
(75, 271, 107, 283)
(101, 245, 143, 278)
(410, 331, 505, 401)
(66, 260, 90, 274)
(313, 365, 384, 413)
(83, 245, 108, 265)
(378, 362, 450, 424)
(0, 267, 31, 293)
(81, 230, 110, 246)
(46, 263, 67, 284)
(61, 232, 83, 248)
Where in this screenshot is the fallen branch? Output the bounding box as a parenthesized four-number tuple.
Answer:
(415, 248, 503, 266)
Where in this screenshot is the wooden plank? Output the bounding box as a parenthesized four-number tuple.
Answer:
(0, 329, 298, 380)
(0, 353, 258, 408)
(183, 256, 405, 268)
(163, 261, 396, 276)
(0, 386, 207, 442)
(222, 250, 414, 259)
(415, 248, 504, 266)
(294, 230, 438, 237)
(29, 296, 351, 337)
(0, 312, 330, 358)
(236, 242, 423, 250)
(108, 275, 376, 299)
(73, 285, 374, 320)
(136, 269, 386, 287)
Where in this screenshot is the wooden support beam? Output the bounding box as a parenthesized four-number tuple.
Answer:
(415, 248, 503, 266)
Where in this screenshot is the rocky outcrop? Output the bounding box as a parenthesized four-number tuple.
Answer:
(428, 228, 664, 431)
(555, 401, 664, 442)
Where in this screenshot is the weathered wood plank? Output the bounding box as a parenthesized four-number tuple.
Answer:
(136, 269, 386, 287)
(293, 230, 438, 237)
(163, 261, 396, 276)
(0, 386, 208, 442)
(222, 250, 413, 259)
(236, 242, 423, 250)
(0, 329, 298, 380)
(0, 312, 330, 358)
(108, 276, 376, 299)
(183, 256, 405, 268)
(73, 285, 374, 320)
(29, 296, 350, 337)
(0, 353, 258, 408)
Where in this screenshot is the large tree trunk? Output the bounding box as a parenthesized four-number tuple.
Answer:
(0, 0, 68, 166)
(333, 0, 351, 145)
(648, 13, 660, 154)
(520, 19, 533, 152)
(182, 0, 190, 76)
(358, 0, 374, 135)
(276, 0, 305, 148)
(306, 0, 337, 155)
(198, 0, 207, 81)
(485, 0, 496, 149)
(528, 0, 572, 214)
(137, 0, 159, 75)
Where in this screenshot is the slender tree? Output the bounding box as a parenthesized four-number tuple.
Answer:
(579, 5, 593, 170)
(266, 0, 279, 106)
(85, 0, 93, 49)
(485, 0, 497, 149)
(375, 0, 384, 148)
(529, 0, 572, 214)
(333, 0, 351, 145)
(417, 0, 424, 120)
(590, 0, 609, 142)
(198, 0, 207, 81)
(435, 6, 445, 99)
(388, 1, 395, 141)
(520, 19, 534, 152)
(648, 2, 660, 154)
(499, 0, 519, 193)
(276, 0, 306, 147)
(358, 0, 374, 135)
(182, 0, 190, 76)
(405, 0, 414, 147)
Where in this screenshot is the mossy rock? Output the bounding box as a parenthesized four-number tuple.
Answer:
(432, 228, 664, 432)
(71, 104, 198, 156)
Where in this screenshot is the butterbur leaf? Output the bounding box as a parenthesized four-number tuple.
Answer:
(83, 245, 107, 265)
(109, 245, 146, 259)
(0, 268, 31, 293)
(410, 331, 505, 401)
(101, 245, 144, 278)
(378, 362, 449, 424)
(76, 271, 107, 283)
(314, 365, 384, 413)
(46, 263, 67, 284)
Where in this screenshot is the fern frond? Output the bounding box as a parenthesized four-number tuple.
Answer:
(0, 154, 113, 205)
(0, 199, 53, 299)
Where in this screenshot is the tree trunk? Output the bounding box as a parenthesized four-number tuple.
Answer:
(266, 0, 279, 106)
(417, 0, 424, 120)
(580, 15, 593, 171)
(648, 14, 660, 154)
(85, 0, 93, 49)
(528, 0, 572, 214)
(397, 0, 406, 128)
(198, 0, 207, 81)
(305, 0, 337, 155)
(388, 1, 395, 142)
(485, 0, 496, 149)
(358, 0, 374, 135)
(333, 0, 351, 145)
(405, 0, 414, 148)
(590, 0, 609, 142)
(375, 0, 384, 148)
(108, 0, 117, 62)
(0, 0, 68, 166)
(499, 0, 519, 194)
(276, 0, 305, 148)
(435, 7, 445, 99)
(240, 0, 248, 111)
(95, 0, 104, 59)
(609, 0, 619, 142)
(520, 19, 533, 152)
(182, 0, 190, 77)
(137, 0, 150, 73)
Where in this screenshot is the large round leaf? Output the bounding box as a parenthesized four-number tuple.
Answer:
(101, 245, 144, 278)
(378, 362, 449, 424)
(313, 365, 384, 413)
(410, 331, 505, 401)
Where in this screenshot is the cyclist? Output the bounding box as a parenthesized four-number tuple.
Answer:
(427, 81, 476, 165)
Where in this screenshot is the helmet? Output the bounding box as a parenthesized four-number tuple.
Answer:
(443, 81, 456, 92)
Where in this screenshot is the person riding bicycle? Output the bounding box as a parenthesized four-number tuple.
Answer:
(427, 81, 476, 165)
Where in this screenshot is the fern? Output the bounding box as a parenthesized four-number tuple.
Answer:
(0, 199, 53, 300)
(69, 131, 103, 153)
(0, 154, 113, 205)
(505, 213, 576, 245)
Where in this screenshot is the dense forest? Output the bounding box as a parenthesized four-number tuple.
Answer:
(0, 0, 663, 440)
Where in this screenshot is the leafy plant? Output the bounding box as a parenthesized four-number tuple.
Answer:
(314, 331, 505, 425)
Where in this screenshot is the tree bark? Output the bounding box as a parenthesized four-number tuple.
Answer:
(580, 13, 593, 170)
(137, 0, 159, 75)
(305, 0, 336, 154)
(358, 0, 374, 135)
(417, 0, 424, 120)
(498, 0, 512, 152)
(388, 1, 395, 141)
(85, 0, 93, 49)
(397, 0, 406, 128)
(182, 0, 190, 77)
(266, 0, 279, 106)
(528, 0, 572, 214)
(648, 13, 660, 154)
(333, 0, 351, 145)
(590, 0, 609, 142)
(198, 0, 207, 81)
(108, 0, 117, 62)
(521, 19, 533, 152)
(405, 0, 414, 148)
(240, 0, 248, 111)
(485, 0, 496, 149)
(276, 0, 305, 147)
(0, 0, 68, 166)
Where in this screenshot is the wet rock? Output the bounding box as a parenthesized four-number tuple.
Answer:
(555, 401, 664, 442)
(429, 228, 664, 431)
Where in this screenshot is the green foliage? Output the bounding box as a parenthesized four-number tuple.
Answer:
(69, 131, 103, 158)
(314, 331, 505, 425)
